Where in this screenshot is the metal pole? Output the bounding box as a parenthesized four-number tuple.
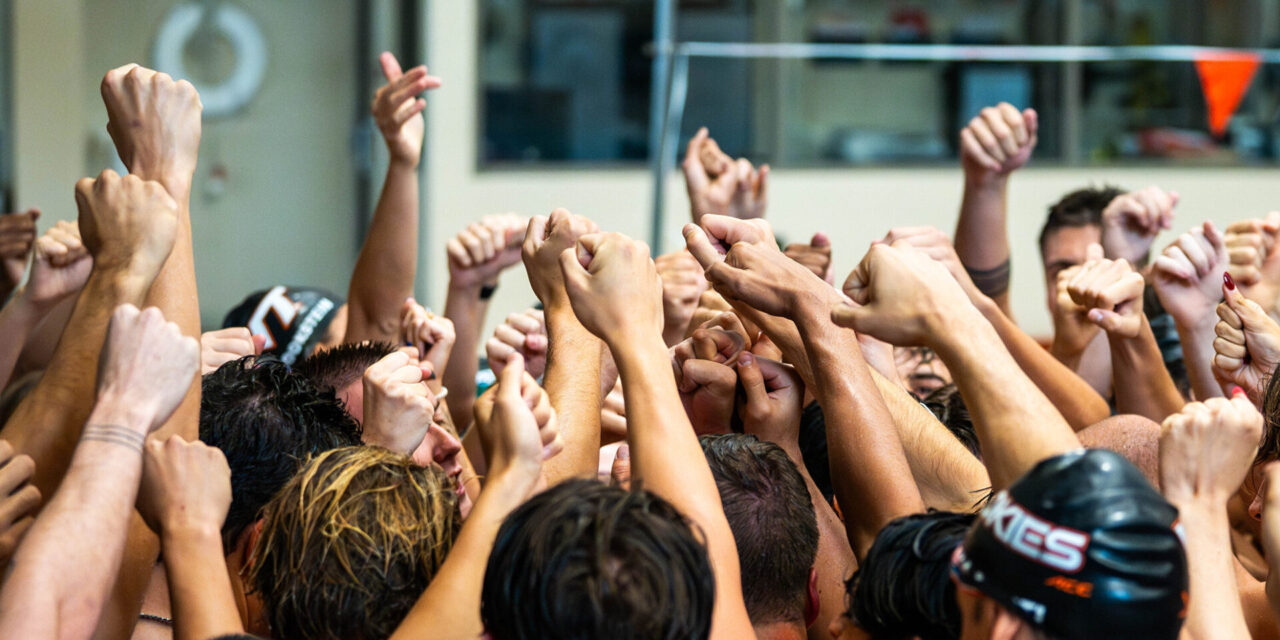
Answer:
(647, 0, 676, 252)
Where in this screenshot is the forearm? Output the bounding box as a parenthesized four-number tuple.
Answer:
(1174, 500, 1250, 640)
(796, 310, 924, 558)
(933, 314, 1079, 490)
(0, 403, 149, 639)
(1177, 319, 1227, 402)
(1, 269, 151, 495)
(1110, 319, 1187, 422)
(345, 162, 420, 343)
(391, 472, 527, 640)
(0, 295, 47, 392)
(540, 306, 604, 484)
(612, 335, 753, 638)
(954, 175, 1013, 314)
(980, 300, 1111, 430)
(442, 284, 489, 424)
(164, 526, 244, 640)
(870, 369, 991, 511)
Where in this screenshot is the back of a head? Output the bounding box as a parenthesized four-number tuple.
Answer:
(699, 433, 818, 626)
(481, 479, 715, 640)
(921, 385, 981, 460)
(953, 449, 1187, 640)
(200, 357, 363, 550)
(294, 341, 398, 394)
(851, 511, 975, 640)
(1038, 186, 1123, 254)
(249, 446, 461, 640)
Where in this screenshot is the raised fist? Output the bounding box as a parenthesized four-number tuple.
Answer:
(522, 209, 598, 307)
(682, 127, 768, 222)
(1065, 246, 1146, 339)
(0, 209, 39, 290)
(559, 232, 663, 347)
(447, 213, 528, 290)
(100, 64, 201, 197)
(137, 435, 231, 537)
(486, 308, 547, 379)
(1160, 392, 1263, 505)
(959, 103, 1037, 180)
(96, 304, 200, 433)
(75, 170, 179, 279)
(1101, 186, 1178, 266)
(22, 221, 92, 311)
(200, 327, 265, 375)
(400, 298, 455, 385)
(1153, 221, 1227, 329)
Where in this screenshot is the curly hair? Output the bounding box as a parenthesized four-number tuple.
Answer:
(248, 446, 461, 640)
(481, 479, 715, 640)
(200, 356, 363, 551)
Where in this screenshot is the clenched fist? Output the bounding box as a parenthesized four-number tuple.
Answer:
(100, 64, 202, 197)
(75, 170, 178, 280)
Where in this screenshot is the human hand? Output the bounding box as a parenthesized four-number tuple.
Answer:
(522, 209, 599, 308)
(783, 232, 834, 285)
(200, 327, 265, 375)
(361, 348, 438, 456)
(21, 221, 92, 311)
(1153, 221, 1228, 329)
(100, 64, 201, 198)
(1213, 276, 1280, 403)
(137, 435, 231, 537)
(655, 250, 709, 345)
(1159, 392, 1262, 505)
(682, 128, 768, 222)
(559, 232, 663, 348)
(75, 170, 179, 280)
(880, 226, 985, 304)
(1065, 245, 1147, 339)
(831, 244, 977, 347)
(400, 298, 455, 384)
(959, 103, 1037, 181)
(371, 52, 440, 167)
(480, 353, 560, 486)
(1101, 186, 1178, 266)
(685, 223, 833, 319)
(447, 213, 528, 290)
(1223, 213, 1280, 311)
(486, 308, 547, 379)
(0, 209, 39, 289)
(737, 352, 805, 450)
(96, 304, 199, 433)
(600, 378, 627, 443)
(0, 441, 40, 567)
(672, 339, 737, 436)
(1050, 263, 1102, 358)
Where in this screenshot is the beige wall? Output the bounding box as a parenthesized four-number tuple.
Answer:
(11, 1, 1280, 343)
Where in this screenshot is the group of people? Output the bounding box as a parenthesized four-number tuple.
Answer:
(1, 51, 1280, 640)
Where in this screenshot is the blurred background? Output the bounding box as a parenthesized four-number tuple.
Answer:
(4, 0, 1280, 339)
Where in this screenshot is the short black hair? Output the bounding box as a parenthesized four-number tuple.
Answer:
(922, 385, 981, 460)
(798, 402, 834, 505)
(293, 341, 398, 395)
(200, 356, 363, 551)
(1038, 186, 1124, 255)
(481, 479, 715, 640)
(850, 511, 975, 640)
(700, 434, 818, 625)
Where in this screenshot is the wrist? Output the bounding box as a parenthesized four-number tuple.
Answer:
(931, 308, 998, 360)
(7, 290, 47, 326)
(86, 398, 157, 436)
(963, 170, 1008, 192)
(161, 520, 224, 548)
(387, 155, 421, 172)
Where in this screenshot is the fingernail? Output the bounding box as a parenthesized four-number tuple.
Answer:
(1087, 309, 1104, 323)
(739, 352, 754, 367)
(1233, 385, 1246, 398)
(1225, 272, 1237, 291)
(616, 444, 629, 461)
(424, 369, 436, 381)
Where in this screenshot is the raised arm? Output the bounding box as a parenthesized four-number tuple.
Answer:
(343, 52, 440, 343)
(953, 103, 1036, 316)
(0, 209, 39, 303)
(832, 243, 1079, 490)
(681, 127, 767, 223)
(560, 232, 755, 639)
(1153, 221, 1229, 402)
(521, 210, 604, 483)
(1213, 282, 1280, 405)
(0, 304, 198, 639)
(1159, 394, 1261, 640)
(1066, 247, 1185, 421)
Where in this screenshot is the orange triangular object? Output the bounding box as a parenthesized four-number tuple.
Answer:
(1195, 54, 1261, 137)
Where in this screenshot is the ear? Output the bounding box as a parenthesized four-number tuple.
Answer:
(989, 604, 1031, 640)
(804, 566, 820, 628)
(236, 519, 267, 569)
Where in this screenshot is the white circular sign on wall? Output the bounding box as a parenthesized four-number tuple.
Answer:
(152, 2, 267, 119)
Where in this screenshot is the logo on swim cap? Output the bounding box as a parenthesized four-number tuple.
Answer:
(978, 491, 1090, 574)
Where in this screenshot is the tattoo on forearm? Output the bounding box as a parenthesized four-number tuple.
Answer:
(82, 424, 146, 452)
(965, 259, 1011, 298)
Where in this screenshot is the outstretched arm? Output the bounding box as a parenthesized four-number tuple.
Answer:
(344, 52, 440, 343)
(1154, 221, 1230, 402)
(0, 305, 198, 639)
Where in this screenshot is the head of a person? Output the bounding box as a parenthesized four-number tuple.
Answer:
(294, 341, 398, 423)
(249, 446, 461, 640)
(922, 385, 981, 460)
(699, 434, 820, 630)
(840, 510, 976, 640)
(200, 356, 363, 553)
(223, 285, 347, 365)
(480, 479, 715, 640)
(895, 347, 953, 399)
(951, 449, 1187, 640)
(1038, 187, 1123, 313)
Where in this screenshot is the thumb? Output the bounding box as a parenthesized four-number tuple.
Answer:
(736, 352, 769, 408)
(499, 351, 526, 399)
(810, 232, 831, 249)
(558, 247, 590, 298)
(1087, 308, 1126, 333)
(610, 444, 631, 489)
(683, 224, 721, 269)
(830, 302, 877, 334)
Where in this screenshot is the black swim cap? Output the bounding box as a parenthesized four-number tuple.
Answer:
(222, 286, 343, 365)
(952, 449, 1187, 640)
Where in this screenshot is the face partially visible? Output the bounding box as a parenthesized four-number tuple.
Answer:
(895, 346, 952, 399)
(1042, 224, 1102, 315)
